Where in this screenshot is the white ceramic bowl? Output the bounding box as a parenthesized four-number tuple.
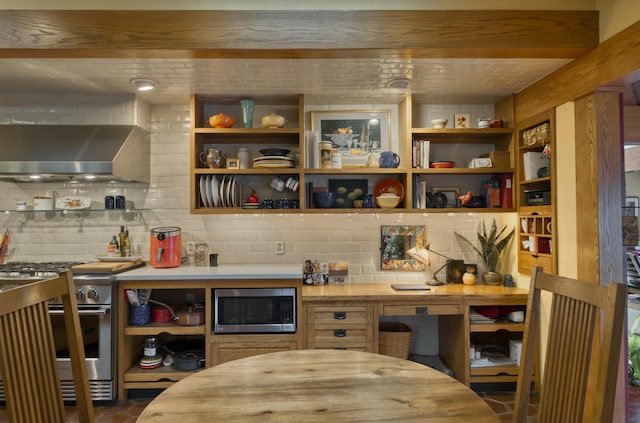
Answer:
(431, 118, 449, 129)
(376, 194, 401, 208)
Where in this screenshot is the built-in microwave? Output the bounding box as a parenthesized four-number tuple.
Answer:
(213, 288, 296, 333)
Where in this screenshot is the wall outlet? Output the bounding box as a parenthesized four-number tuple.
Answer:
(275, 241, 285, 255)
(186, 241, 195, 255)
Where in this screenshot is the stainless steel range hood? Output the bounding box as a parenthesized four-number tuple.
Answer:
(0, 125, 150, 182)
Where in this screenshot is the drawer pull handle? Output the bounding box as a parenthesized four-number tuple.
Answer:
(415, 306, 429, 314)
(334, 329, 347, 337)
(335, 347, 347, 350)
(333, 311, 346, 320)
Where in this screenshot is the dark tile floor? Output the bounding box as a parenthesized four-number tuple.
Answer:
(0, 387, 638, 422)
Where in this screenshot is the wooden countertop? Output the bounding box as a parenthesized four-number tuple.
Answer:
(302, 283, 529, 302)
(136, 349, 499, 423)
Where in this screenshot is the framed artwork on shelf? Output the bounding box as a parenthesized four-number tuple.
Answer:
(310, 110, 391, 168)
(454, 114, 470, 128)
(380, 225, 426, 271)
(433, 187, 460, 207)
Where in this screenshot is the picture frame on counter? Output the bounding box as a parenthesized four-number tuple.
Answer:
(380, 225, 426, 271)
(309, 110, 391, 168)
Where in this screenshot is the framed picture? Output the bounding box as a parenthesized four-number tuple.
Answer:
(226, 158, 240, 169)
(454, 114, 470, 128)
(433, 187, 460, 207)
(310, 110, 391, 164)
(380, 225, 426, 271)
(625, 196, 639, 217)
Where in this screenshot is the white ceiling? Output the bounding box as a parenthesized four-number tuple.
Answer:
(0, 57, 574, 106)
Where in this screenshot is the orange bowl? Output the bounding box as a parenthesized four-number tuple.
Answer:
(374, 178, 405, 201)
(208, 113, 235, 128)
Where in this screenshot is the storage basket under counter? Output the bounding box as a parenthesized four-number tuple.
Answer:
(378, 322, 412, 359)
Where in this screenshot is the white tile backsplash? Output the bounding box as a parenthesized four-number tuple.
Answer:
(0, 96, 517, 282)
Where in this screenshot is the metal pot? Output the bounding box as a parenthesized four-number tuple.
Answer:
(175, 305, 205, 326)
(172, 350, 204, 371)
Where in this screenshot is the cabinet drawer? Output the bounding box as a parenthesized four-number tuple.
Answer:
(306, 306, 373, 326)
(518, 252, 553, 274)
(308, 328, 371, 350)
(382, 303, 461, 316)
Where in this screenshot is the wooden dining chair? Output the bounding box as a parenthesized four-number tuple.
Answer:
(512, 266, 626, 423)
(0, 270, 95, 423)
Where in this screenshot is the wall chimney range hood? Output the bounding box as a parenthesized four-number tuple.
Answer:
(0, 125, 150, 182)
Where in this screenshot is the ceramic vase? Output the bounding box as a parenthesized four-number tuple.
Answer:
(240, 99, 255, 128)
(482, 271, 503, 286)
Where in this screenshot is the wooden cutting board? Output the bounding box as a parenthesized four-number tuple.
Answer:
(72, 260, 144, 274)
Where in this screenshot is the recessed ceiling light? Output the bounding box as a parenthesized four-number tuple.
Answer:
(28, 175, 42, 180)
(131, 78, 157, 92)
(387, 78, 411, 89)
(84, 175, 97, 180)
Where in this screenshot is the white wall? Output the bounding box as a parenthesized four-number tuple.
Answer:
(0, 94, 516, 285)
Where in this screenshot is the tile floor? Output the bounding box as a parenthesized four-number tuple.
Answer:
(0, 387, 637, 422)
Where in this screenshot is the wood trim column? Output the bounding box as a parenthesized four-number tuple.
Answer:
(574, 90, 625, 422)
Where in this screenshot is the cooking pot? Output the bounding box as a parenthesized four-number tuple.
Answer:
(149, 226, 182, 268)
(176, 305, 205, 326)
(172, 350, 205, 371)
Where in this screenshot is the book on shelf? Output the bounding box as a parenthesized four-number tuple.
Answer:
(412, 138, 431, 169)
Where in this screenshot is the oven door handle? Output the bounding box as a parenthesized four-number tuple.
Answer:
(49, 306, 110, 316)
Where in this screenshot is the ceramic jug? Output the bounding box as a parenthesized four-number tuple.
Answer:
(199, 148, 223, 168)
(379, 151, 400, 168)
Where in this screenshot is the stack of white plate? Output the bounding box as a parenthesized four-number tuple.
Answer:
(199, 175, 240, 208)
(252, 156, 295, 168)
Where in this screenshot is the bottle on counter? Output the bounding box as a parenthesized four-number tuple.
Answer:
(108, 235, 119, 257)
(118, 226, 127, 257)
(123, 229, 131, 257)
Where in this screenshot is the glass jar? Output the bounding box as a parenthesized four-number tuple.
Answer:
(237, 147, 250, 169)
(144, 337, 157, 358)
(194, 242, 209, 266)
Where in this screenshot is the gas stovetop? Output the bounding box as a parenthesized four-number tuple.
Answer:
(0, 261, 85, 279)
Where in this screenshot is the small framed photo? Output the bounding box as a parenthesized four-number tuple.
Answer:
(454, 114, 470, 129)
(433, 187, 460, 207)
(226, 158, 240, 169)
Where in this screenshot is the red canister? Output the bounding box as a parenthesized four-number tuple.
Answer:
(151, 306, 173, 323)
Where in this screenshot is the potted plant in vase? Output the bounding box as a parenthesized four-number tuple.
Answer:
(454, 219, 514, 285)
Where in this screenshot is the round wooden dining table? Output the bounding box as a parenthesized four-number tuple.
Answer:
(136, 349, 499, 423)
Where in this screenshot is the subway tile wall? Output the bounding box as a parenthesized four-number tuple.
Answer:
(0, 94, 516, 283)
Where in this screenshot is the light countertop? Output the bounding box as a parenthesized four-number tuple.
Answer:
(115, 264, 302, 281)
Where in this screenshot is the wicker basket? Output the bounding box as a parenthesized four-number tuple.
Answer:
(379, 322, 412, 359)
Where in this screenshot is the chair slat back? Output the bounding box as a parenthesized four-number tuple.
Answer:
(0, 270, 95, 423)
(513, 266, 626, 423)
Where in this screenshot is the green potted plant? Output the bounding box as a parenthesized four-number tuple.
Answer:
(454, 219, 514, 285)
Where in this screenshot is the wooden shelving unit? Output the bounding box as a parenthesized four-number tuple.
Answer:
(190, 94, 516, 214)
(516, 109, 557, 274)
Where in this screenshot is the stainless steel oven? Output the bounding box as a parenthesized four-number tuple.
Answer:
(214, 288, 296, 333)
(49, 273, 115, 402)
(0, 263, 116, 403)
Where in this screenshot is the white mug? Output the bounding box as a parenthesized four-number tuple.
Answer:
(285, 177, 299, 191)
(270, 177, 285, 192)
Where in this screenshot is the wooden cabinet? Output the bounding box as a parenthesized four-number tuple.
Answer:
(305, 304, 376, 351)
(190, 93, 516, 213)
(117, 282, 207, 398)
(516, 109, 556, 274)
(116, 278, 303, 399)
(211, 334, 298, 366)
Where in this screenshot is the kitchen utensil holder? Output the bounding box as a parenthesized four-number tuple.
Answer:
(130, 304, 150, 326)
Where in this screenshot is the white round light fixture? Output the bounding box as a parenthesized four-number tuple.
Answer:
(131, 78, 157, 92)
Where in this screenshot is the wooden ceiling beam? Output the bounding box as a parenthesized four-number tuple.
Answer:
(0, 10, 598, 59)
